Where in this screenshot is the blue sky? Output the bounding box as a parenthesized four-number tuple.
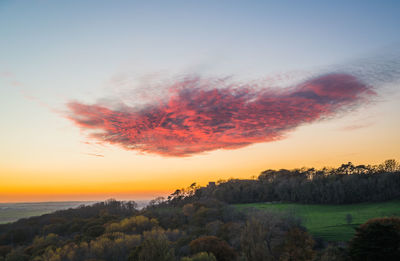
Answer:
(2, 0, 400, 125)
(2, 1, 400, 85)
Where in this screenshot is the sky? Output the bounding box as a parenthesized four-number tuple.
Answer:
(1, 0, 400, 202)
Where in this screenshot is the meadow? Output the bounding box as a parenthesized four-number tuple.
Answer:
(235, 199, 400, 241)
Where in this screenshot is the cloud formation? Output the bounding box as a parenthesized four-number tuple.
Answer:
(67, 73, 374, 156)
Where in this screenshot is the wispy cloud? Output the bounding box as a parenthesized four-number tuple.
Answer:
(84, 153, 105, 157)
(340, 122, 373, 131)
(66, 73, 374, 156)
(0, 70, 23, 87)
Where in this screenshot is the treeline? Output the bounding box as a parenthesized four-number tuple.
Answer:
(168, 159, 400, 205)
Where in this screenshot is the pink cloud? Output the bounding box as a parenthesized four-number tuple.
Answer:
(67, 73, 374, 156)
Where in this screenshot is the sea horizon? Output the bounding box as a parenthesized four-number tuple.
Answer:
(0, 199, 151, 224)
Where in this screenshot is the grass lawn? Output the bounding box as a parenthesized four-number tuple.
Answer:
(235, 199, 400, 241)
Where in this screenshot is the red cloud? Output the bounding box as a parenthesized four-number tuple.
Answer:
(67, 74, 374, 156)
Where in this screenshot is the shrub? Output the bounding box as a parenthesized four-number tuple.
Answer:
(349, 217, 400, 261)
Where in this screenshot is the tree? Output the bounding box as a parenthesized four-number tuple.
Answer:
(0, 246, 12, 259)
(380, 159, 399, 172)
(4, 247, 29, 261)
(148, 197, 165, 207)
(190, 236, 237, 261)
(106, 215, 158, 234)
(240, 212, 292, 261)
(138, 229, 175, 261)
(278, 228, 315, 261)
(86, 225, 105, 237)
(349, 217, 400, 261)
(26, 233, 61, 257)
(182, 204, 196, 218)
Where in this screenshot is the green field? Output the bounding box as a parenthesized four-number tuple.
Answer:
(235, 200, 400, 241)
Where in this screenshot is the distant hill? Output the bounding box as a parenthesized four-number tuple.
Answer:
(0, 201, 93, 224)
(0, 200, 151, 224)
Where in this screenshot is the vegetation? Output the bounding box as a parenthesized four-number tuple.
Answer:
(179, 159, 400, 205)
(0, 198, 303, 261)
(235, 200, 400, 241)
(349, 217, 400, 261)
(0, 159, 399, 260)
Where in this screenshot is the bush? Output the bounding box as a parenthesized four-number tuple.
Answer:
(349, 217, 400, 261)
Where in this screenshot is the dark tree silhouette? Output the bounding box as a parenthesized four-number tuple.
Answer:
(190, 236, 237, 261)
(349, 217, 400, 261)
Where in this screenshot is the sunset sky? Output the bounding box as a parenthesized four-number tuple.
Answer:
(1, 1, 400, 202)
